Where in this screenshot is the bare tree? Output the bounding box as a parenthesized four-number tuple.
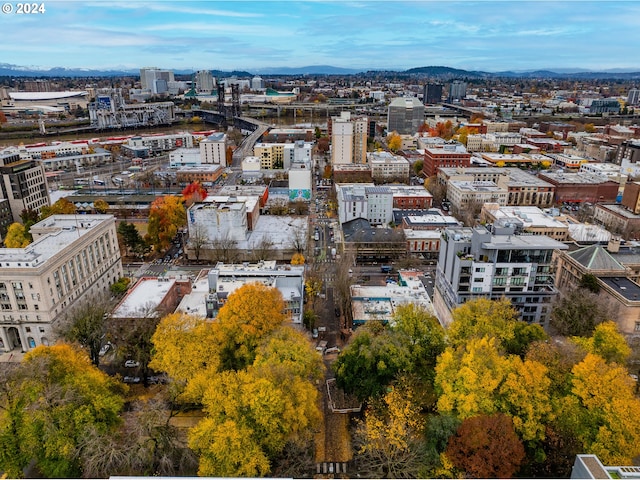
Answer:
(188, 222, 209, 261)
(290, 225, 308, 254)
(210, 232, 240, 264)
(334, 252, 355, 328)
(250, 234, 274, 262)
(56, 294, 114, 366)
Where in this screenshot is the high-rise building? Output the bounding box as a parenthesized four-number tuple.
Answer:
(200, 133, 227, 166)
(0, 151, 50, 222)
(331, 112, 368, 165)
(387, 97, 425, 134)
(195, 70, 216, 93)
(448, 80, 467, 102)
(251, 76, 265, 91)
(627, 89, 640, 106)
(139, 67, 175, 94)
(0, 215, 123, 353)
(423, 83, 443, 104)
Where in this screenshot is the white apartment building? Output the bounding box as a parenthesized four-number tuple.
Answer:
(368, 151, 411, 182)
(199, 133, 227, 166)
(195, 70, 216, 93)
(127, 132, 193, 154)
(336, 183, 393, 226)
(169, 148, 201, 168)
(206, 261, 305, 323)
(331, 111, 367, 165)
(0, 215, 122, 353)
(188, 197, 250, 243)
(465, 133, 522, 152)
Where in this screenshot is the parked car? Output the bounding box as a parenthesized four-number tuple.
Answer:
(124, 360, 140, 368)
(123, 376, 141, 384)
(99, 342, 112, 356)
(147, 374, 168, 384)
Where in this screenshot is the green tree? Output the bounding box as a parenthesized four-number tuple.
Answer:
(412, 159, 423, 176)
(550, 289, 611, 337)
(392, 304, 445, 382)
(0, 344, 125, 478)
(117, 221, 146, 257)
(579, 273, 600, 293)
(4, 223, 31, 247)
(445, 413, 525, 479)
(334, 321, 411, 401)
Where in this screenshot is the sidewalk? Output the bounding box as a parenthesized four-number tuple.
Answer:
(0, 350, 25, 363)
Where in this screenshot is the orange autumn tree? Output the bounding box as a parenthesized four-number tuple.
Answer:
(182, 182, 208, 207)
(429, 120, 454, 140)
(146, 195, 186, 251)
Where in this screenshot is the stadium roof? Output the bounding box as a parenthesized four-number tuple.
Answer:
(9, 91, 89, 101)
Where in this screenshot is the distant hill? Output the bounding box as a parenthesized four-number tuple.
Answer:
(0, 64, 138, 77)
(403, 65, 487, 78)
(1, 62, 640, 79)
(251, 65, 363, 75)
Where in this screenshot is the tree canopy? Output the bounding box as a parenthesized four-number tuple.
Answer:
(4, 223, 31, 248)
(0, 344, 125, 478)
(146, 195, 186, 251)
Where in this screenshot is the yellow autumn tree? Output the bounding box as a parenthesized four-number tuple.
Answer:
(39, 197, 77, 219)
(290, 252, 305, 265)
(387, 131, 402, 152)
(93, 198, 109, 214)
(435, 336, 511, 419)
(4, 223, 31, 247)
(149, 312, 221, 403)
(447, 297, 519, 350)
(215, 282, 286, 371)
(498, 357, 553, 442)
(352, 382, 427, 478)
(189, 326, 322, 477)
(571, 320, 631, 365)
(560, 353, 640, 464)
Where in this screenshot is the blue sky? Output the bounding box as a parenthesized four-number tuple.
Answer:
(1, 1, 640, 72)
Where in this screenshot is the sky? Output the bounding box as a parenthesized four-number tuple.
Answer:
(1, 0, 640, 73)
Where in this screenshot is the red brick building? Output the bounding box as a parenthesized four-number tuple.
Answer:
(423, 145, 471, 177)
(538, 172, 619, 204)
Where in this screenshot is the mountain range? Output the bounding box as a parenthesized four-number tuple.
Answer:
(1, 63, 640, 79)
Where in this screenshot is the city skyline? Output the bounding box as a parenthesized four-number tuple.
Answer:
(1, 1, 640, 73)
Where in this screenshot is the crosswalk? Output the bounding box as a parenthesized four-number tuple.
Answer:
(316, 462, 348, 475)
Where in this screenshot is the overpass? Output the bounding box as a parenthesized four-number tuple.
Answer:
(441, 103, 483, 118)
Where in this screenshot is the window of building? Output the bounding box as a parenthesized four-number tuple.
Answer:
(635, 322, 640, 332)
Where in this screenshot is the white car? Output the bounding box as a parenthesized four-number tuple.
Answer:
(124, 360, 140, 368)
(99, 342, 112, 356)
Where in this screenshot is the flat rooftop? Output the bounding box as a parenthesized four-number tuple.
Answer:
(600, 276, 640, 302)
(0, 215, 113, 268)
(112, 277, 178, 318)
